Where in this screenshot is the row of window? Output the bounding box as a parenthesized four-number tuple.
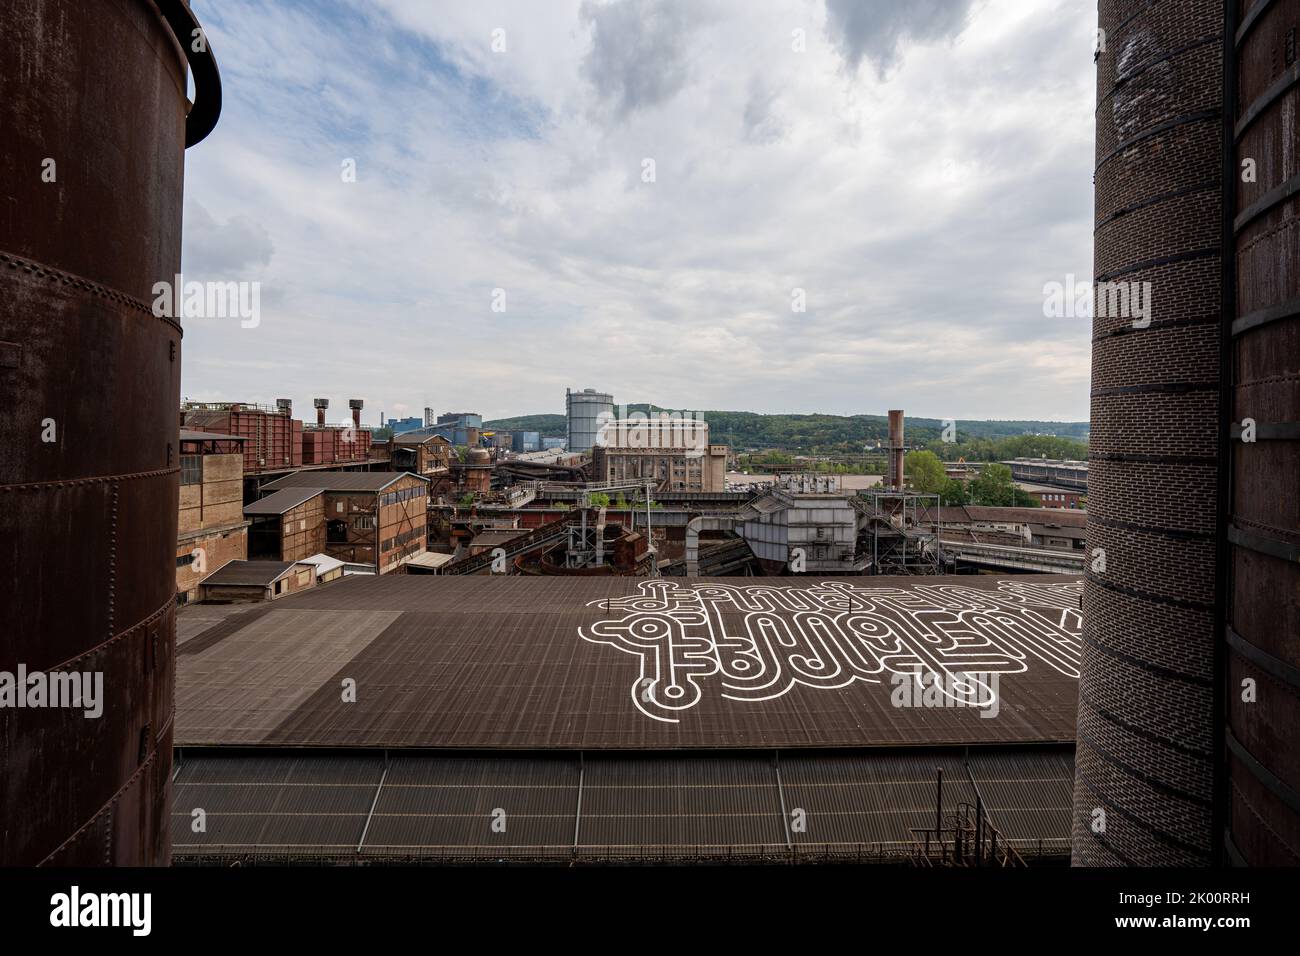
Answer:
(381, 527, 424, 553)
(379, 485, 425, 508)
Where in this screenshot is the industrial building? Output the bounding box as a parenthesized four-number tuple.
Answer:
(257, 471, 430, 573)
(1076, 0, 1300, 867)
(195, 559, 318, 603)
(171, 573, 1082, 864)
(177, 429, 251, 603)
(388, 428, 454, 478)
(566, 387, 614, 453)
(244, 487, 326, 562)
(591, 417, 728, 492)
(1004, 459, 1087, 494)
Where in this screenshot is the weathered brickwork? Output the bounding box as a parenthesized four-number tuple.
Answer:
(1075, 0, 1224, 866)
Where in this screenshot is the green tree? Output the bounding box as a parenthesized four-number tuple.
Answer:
(588, 492, 611, 508)
(968, 464, 1040, 507)
(905, 451, 947, 494)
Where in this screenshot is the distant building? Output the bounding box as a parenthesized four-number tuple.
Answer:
(566, 387, 614, 453)
(244, 488, 326, 562)
(176, 430, 251, 603)
(389, 429, 454, 477)
(437, 411, 483, 429)
(196, 559, 317, 603)
(257, 471, 430, 573)
(386, 416, 424, 434)
(512, 431, 541, 453)
(541, 436, 566, 451)
(591, 417, 726, 492)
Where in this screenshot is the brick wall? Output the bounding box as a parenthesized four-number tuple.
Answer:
(1073, 0, 1224, 866)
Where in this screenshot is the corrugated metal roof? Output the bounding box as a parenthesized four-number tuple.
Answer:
(169, 746, 1073, 863)
(299, 553, 346, 575)
(261, 470, 427, 492)
(176, 574, 1083, 750)
(244, 488, 323, 515)
(199, 560, 298, 588)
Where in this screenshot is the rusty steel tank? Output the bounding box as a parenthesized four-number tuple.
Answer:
(1224, 0, 1300, 866)
(0, 0, 220, 865)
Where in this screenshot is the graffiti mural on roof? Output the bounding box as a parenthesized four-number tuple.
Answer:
(579, 579, 1083, 723)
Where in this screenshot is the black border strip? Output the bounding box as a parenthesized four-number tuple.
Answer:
(1226, 625, 1300, 692)
(1226, 729, 1300, 815)
(1227, 523, 1300, 562)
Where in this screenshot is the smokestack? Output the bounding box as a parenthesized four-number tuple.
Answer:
(276, 397, 292, 416)
(887, 410, 905, 490)
(424, 406, 434, 427)
(314, 397, 329, 426)
(1, 0, 222, 865)
(1073, 0, 1225, 867)
(349, 398, 364, 429)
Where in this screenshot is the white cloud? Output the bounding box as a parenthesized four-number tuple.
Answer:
(181, 0, 1095, 424)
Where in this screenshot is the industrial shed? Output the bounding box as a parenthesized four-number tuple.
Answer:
(173, 574, 1084, 864)
(196, 560, 316, 603)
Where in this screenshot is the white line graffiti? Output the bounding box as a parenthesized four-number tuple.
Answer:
(579, 579, 1083, 723)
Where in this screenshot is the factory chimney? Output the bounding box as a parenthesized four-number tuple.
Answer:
(314, 397, 329, 426)
(0, 0, 222, 865)
(887, 410, 905, 490)
(349, 398, 364, 429)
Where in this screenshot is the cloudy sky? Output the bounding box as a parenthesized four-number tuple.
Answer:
(181, 0, 1097, 426)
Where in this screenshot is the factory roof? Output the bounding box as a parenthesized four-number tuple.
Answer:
(243, 488, 323, 516)
(261, 470, 427, 493)
(391, 429, 453, 445)
(933, 506, 1086, 528)
(198, 560, 302, 588)
(169, 744, 1074, 864)
(176, 574, 1083, 751)
(299, 553, 346, 577)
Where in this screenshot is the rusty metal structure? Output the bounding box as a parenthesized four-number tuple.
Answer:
(0, 0, 220, 865)
(886, 409, 905, 490)
(1077, 0, 1299, 867)
(1223, 0, 1300, 866)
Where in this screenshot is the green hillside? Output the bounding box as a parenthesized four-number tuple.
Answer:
(484, 406, 1089, 459)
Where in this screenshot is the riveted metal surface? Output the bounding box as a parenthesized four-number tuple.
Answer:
(1226, 0, 1300, 865)
(0, 0, 214, 865)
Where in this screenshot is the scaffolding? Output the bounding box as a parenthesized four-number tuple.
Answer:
(857, 490, 944, 575)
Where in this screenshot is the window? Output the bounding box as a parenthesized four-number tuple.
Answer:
(354, 515, 374, 530)
(180, 455, 201, 485)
